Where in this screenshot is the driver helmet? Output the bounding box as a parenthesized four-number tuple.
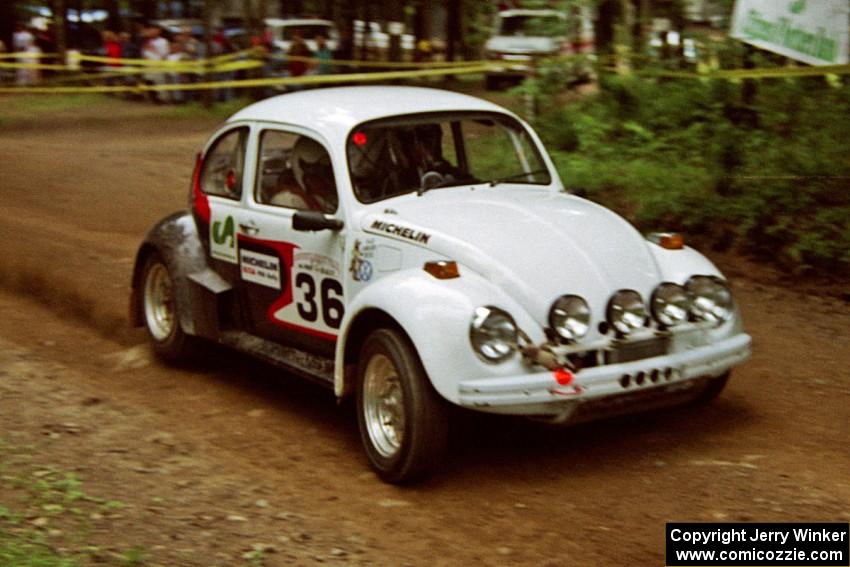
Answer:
(292, 136, 332, 190)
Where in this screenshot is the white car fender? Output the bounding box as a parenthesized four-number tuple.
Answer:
(648, 242, 745, 341)
(334, 264, 546, 402)
(647, 243, 724, 284)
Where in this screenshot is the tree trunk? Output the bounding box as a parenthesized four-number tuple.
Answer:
(104, 0, 122, 31)
(594, 0, 618, 56)
(51, 0, 68, 60)
(637, 0, 649, 54)
(413, 0, 432, 62)
(244, 0, 257, 41)
(446, 0, 461, 63)
(202, 0, 213, 108)
(136, 0, 157, 21)
(387, 0, 402, 62)
(0, 0, 12, 55)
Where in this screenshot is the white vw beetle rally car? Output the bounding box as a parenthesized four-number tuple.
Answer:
(130, 87, 752, 483)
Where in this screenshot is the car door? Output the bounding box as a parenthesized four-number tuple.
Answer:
(236, 125, 346, 358)
(195, 124, 255, 328)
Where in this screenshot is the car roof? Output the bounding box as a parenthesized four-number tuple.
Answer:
(498, 9, 565, 18)
(264, 18, 335, 27)
(227, 86, 515, 140)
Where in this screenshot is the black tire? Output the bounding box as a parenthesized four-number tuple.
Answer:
(356, 328, 449, 484)
(140, 252, 195, 362)
(692, 371, 731, 405)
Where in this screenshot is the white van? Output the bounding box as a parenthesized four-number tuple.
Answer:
(484, 9, 594, 89)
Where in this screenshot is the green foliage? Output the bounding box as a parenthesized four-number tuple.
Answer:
(0, 439, 145, 567)
(530, 70, 850, 275)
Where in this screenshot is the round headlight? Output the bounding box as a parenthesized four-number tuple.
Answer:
(607, 289, 647, 335)
(686, 276, 733, 323)
(651, 282, 690, 327)
(549, 295, 591, 341)
(470, 306, 517, 363)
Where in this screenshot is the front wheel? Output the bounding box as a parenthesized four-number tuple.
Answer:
(692, 371, 731, 405)
(141, 252, 195, 362)
(356, 328, 449, 484)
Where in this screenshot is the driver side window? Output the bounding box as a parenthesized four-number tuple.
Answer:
(201, 127, 248, 199)
(255, 129, 339, 214)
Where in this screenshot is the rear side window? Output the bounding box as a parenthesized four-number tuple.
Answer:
(201, 127, 248, 199)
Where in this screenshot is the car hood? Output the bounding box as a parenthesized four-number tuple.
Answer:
(486, 36, 559, 54)
(361, 187, 662, 328)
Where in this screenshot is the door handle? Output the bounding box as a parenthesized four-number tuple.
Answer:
(238, 221, 259, 235)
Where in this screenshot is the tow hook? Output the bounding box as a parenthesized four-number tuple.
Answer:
(549, 368, 584, 397)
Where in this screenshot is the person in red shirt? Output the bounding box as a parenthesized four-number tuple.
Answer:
(287, 29, 312, 78)
(102, 30, 122, 66)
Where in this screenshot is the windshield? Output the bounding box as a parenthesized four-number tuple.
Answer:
(498, 15, 564, 37)
(347, 112, 551, 204)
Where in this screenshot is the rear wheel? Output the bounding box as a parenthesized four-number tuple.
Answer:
(141, 252, 194, 361)
(356, 328, 449, 484)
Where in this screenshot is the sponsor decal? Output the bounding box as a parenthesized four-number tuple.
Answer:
(349, 240, 374, 282)
(370, 220, 431, 245)
(211, 214, 237, 264)
(240, 249, 281, 289)
(294, 252, 341, 278)
(731, 0, 849, 66)
(237, 235, 343, 340)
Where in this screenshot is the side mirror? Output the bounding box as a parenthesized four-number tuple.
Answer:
(292, 210, 344, 232)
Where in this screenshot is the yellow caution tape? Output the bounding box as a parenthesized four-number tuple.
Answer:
(0, 58, 265, 75)
(0, 64, 496, 94)
(0, 52, 59, 60)
(4, 58, 848, 94)
(0, 62, 73, 71)
(634, 63, 850, 80)
(75, 47, 261, 68)
(268, 53, 495, 69)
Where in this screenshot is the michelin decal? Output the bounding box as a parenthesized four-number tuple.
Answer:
(240, 249, 281, 289)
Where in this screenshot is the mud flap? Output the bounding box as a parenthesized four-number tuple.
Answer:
(187, 268, 232, 339)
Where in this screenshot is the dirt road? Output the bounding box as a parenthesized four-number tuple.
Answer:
(1, 96, 849, 566)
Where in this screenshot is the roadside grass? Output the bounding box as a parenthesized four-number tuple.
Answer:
(0, 94, 121, 127)
(0, 438, 144, 566)
(162, 95, 254, 120)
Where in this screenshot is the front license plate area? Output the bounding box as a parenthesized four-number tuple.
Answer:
(605, 337, 669, 365)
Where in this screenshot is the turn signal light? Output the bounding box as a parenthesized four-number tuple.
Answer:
(424, 261, 460, 280)
(648, 232, 684, 250)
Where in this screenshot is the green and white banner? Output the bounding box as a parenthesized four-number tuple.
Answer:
(731, 0, 849, 65)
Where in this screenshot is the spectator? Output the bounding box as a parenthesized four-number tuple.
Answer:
(313, 34, 332, 75)
(13, 22, 40, 86)
(102, 30, 122, 63)
(166, 40, 187, 103)
(334, 23, 354, 73)
(0, 39, 7, 83)
(123, 21, 145, 59)
(287, 29, 312, 79)
(211, 27, 235, 102)
(142, 25, 170, 102)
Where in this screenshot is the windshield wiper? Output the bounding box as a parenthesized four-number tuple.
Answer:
(489, 168, 550, 187)
(417, 174, 479, 196)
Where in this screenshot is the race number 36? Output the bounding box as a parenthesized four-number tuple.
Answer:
(295, 273, 344, 329)
(271, 266, 344, 339)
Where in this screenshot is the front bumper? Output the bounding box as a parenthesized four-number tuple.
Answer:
(486, 54, 539, 77)
(458, 333, 751, 418)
